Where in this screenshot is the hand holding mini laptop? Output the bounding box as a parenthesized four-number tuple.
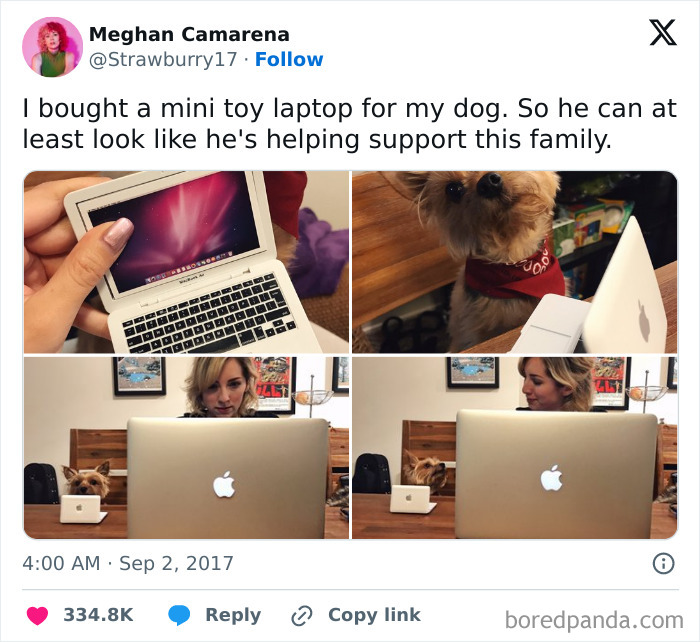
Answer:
(64, 171, 321, 354)
(59, 495, 107, 524)
(390, 485, 437, 514)
(511, 216, 668, 353)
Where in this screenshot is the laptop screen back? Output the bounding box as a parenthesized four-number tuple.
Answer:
(455, 410, 658, 539)
(583, 216, 668, 352)
(127, 417, 328, 539)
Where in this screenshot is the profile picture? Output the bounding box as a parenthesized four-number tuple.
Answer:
(22, 17, 82, 77)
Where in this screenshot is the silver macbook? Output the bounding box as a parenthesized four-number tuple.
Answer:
(59, 495, 107, 524)
(127, 417, 328, 538)
(455, 410, 659, 539)
(511, 216, 668, 353)
(64, 171, 321, 354)
(390, 485, 437, 514)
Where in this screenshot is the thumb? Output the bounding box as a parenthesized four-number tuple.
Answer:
(25, 218, 134, 352)
(48, 218, 134, 304)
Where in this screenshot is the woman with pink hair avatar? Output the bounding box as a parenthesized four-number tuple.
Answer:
(32, 21, 74, 77)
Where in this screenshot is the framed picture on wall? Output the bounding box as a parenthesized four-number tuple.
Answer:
(253, 357, 296, 414)
(446, 357, 499, 389)
(591, 357, 631, 410)
(332, 357, 349, 393)
(667, 357, 678, 389)
(112, 357, 166, 396)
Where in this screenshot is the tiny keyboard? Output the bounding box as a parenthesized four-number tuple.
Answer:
(121, 273, 297, 353)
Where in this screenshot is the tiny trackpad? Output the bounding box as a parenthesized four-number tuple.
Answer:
(511, 326, 575, 353)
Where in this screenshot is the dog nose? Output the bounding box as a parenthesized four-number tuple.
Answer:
(78, 487, 88, 494)
(476, 172, 503, 198)
(439, 463, 446, 470)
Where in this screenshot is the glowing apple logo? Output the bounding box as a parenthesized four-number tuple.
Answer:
(540, 465, 563, 492)
(213, 471, 235, 498)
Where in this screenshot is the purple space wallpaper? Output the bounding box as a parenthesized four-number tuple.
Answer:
(88, 172, 260, 294)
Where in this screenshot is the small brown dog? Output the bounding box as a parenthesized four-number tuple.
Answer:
(62, 461, 111, 499)
(387, 171, 564, 350)
(403, 450, 447, 494)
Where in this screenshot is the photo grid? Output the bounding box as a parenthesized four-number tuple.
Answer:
(24, 170, 677, 541)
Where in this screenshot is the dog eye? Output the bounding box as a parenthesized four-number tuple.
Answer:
(424, 463, 431, 469)
(90, 479, 98, 485)
(445, 181, 465, 203)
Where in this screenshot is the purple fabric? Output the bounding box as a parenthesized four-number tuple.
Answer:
(289, 208, 349, 298)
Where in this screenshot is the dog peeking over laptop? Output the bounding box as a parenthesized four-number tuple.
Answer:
(403, 450, 448, 494)
(386, 171, 564, 351)
(62, 461, 111, 500)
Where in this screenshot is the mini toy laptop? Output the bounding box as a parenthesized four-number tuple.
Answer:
(64, 171, 321, 354)
(127, 418, 328, 538)
(59, 495, 107, 524)
(511, 216, 668, 353)
(455, 410, 659, 539)
(390, 485, 437, 514)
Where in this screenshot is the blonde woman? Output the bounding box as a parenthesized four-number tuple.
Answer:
(183, 357, 277, 418)
(517, 357, 595, 412)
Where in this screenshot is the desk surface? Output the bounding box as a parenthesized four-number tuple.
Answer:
(351, 494, 676, 539)
(466, 261, 677, 354)
(352, 172, 459, 328)
(25, 505, 348, 540)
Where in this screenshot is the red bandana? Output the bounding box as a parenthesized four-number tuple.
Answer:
(464, 244, 565, 299)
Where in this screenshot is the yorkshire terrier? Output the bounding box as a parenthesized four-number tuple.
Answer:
(386, 171, 564, 350)
(403, 450, 448, 494)
(62, 460, 111, 500)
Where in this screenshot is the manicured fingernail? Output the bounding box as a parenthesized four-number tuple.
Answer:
(103, 218, 134, 251)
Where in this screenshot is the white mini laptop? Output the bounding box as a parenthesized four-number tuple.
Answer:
(390, 485, 437, 514)
(127, 417, 328, 539)
(59, 495, 107, 524)
(511, 216, 668, 353)
(455, 410, 659, 539)
(64, 171, 321, 354)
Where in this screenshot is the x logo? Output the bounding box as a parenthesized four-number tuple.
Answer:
(650, 19, 677, 45)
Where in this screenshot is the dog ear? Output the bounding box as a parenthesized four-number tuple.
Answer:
(383, 171, 430, 201)
(403, 449, 419, 466)
(95, 460, 111, 476)
(62, 466, 78, 481)
(541, 171, 560, 198)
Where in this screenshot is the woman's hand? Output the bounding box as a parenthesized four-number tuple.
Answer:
(24, 178, 134, 353)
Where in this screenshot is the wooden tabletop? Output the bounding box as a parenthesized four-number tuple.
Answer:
(465, 261, 677, 354)
(352, 172, 459, 328)
(25, 505, 348, 540)
(351, 494, 676, 539)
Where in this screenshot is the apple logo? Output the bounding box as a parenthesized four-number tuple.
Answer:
(406, 494, 412, 502)
(638, 300, 650, 342)
(540, 465, 563, 492)
(76, 503, 83, 512)
(213, 471, 235, 498)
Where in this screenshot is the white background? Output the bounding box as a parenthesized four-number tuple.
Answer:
(2, 1, 699, 641)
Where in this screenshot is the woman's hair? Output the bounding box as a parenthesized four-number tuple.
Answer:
(518, 357, 594, 412)
(184, 357, 259, 417)
(38, 22, 68, 52)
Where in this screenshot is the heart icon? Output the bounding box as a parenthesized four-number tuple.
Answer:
(27, 607, 48, 625)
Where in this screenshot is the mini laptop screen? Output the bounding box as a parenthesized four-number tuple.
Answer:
(87, 172, 261, 294)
